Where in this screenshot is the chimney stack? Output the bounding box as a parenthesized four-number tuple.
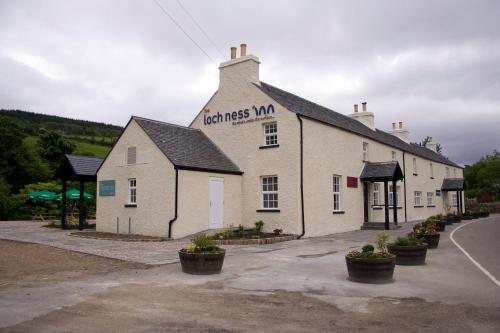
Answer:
(219, 44, 261, 90)
(349, 102, 375, 130)
(240, 43, 247, 57)
(230, 47, 237, 59)
(390, 120, 410, 143)
(425, 136, 438, 152)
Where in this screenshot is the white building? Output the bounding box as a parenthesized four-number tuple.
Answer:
(96, 45, 464, 239)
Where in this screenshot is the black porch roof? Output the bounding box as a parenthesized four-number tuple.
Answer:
(360, 161, 404, 182)
(56, 154, 103, 181)
(441, 178, 465, 191)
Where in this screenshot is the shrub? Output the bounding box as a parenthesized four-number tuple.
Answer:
(192, 233, 218, 252)
(273, 228, 283, 236)
(362, 244, 374, 253)
(347, 234, 393, 259)
(375, 232, 389, 253)
(238, 224, 245, 239)
(393, 234, 424, 246)
(255, 220, 264, 232)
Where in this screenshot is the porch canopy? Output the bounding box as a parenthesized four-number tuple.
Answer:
(441, 178, 465, 214)
(55, 154, 103, 230)
(360, 161, 404, 230)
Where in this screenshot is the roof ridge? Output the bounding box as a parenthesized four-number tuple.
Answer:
(132, 116, 200, 131)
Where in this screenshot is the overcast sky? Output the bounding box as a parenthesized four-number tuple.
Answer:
(1, 0, 499, 165)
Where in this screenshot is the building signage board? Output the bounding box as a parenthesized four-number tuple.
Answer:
(99, 180, 115, 196)
(347, 177, 358, 188)
(203, 104, 275, 126)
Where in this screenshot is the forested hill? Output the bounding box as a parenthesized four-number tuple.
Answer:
(0, 109, 122, 138)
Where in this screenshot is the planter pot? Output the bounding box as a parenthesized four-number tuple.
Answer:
(445, 217, 454, 225)
(454, 216, 462, 223)
(179, 250, 225, 275)
(387, 244, 428, 265)
(416, 233, 440, 249)
(462, 215, 473, 220)
(435, 221, 446, 232)
(345, 255, 395, 283)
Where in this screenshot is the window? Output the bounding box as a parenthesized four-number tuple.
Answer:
(451, 193, 457, 207)
(128, 178, 137, 204)
(389, 185, 401, 206)
(453, 168, 457, 177)
(333, 175, 342, 211)
(362, 142, 369, 161)
(413, 158, 417, 175)
(127, 146, 137, 164)
(427, 192, 434, 206)
(373, 183, 380, 206)
(446, 167, 450, 178)
(391, 151, 396, 161)
(414, 191, 422, 206)
(263, 122, 278, 146)
(430, 163, 434, 178)
(261, 176, 278, 209)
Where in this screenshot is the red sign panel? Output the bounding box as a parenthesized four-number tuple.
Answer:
(347, 176, 358, 188)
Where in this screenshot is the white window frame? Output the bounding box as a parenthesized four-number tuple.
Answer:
(362, 142, 369, 161)
(391, 151, 396, 161)
(373, 183, 380, 206)
(453, 168, 457, 177)
(261, 175, 278, 209)
(445, 167, 450, 178)
(389, 185, 401, 206)
(413, 157, 417, 175)
(127, 146, 137, 164)
(414, 191, 422, 206)
(451, 193, 458, 207)
(333, 175, 342, 211)
(430, 163, 434, 178)
(263, 122, 278, 146)
(128, 178, 137, 204)
(427, 192, 434, 206)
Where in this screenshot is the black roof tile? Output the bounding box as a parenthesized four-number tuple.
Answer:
(441, 178, 465, 191)
(256, 82, 461, 168)
(134, 117, 242, 175)
(360, 161, 404, 181)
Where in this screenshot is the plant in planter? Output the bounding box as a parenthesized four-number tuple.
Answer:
(273, 228, 283, 236)
(179, 234, 225, 275)
(479, 206, 490, 218)
(462, 211, 473, 220)
(444, 213, 455, 225)
(387, 234, 427, 265)
(345, 232, 396, 283)
(427, 216, 445, 231)
(255, 220, 264, 232)
(413, 224, 440, 249)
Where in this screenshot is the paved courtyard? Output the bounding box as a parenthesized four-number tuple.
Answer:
(0, 217, 499, 332)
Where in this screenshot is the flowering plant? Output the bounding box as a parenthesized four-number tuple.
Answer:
(272, 228, 283, 236)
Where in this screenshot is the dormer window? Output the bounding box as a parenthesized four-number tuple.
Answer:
(362, 142, 369, 161)
(127, 146, 137, 164)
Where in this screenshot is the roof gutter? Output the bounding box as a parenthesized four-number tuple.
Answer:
(168, 168, 179, 239)
(297, 115, 306, 239)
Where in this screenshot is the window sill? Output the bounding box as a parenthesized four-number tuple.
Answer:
(332, 211, 345, 214)
(389, 206, 403, 210)
(124, 204, 137, 208)
(427, 205, 436, 208)
(414, 205, 424, 208)
(256, 209, 280, 213)
(430, 177, 435, 179)
(372, 206, 383, 210)
(259, 144, 280, 149)
(413, 173, 418, 176)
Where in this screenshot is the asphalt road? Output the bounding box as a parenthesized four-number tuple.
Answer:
(452, 215, 500, 284)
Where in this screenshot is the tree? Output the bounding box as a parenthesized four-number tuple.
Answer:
(38, 131, 75, 170)
(419, 136, 443, 154)
(464, 151, 500, 200)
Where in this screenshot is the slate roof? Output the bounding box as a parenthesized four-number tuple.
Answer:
(441, 178, 465, 191)
(56, 154, 103, 181)
(256, 82, 461, 168)
(360, 161, 404, 181)
(133, 117, 242, 174)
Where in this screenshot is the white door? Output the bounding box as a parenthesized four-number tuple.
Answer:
(209, 177, 224, 229)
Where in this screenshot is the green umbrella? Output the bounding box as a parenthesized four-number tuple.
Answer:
(57, 189, 94, 201)
(27, 190, 58, 201)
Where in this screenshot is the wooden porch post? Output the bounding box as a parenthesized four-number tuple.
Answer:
(79, 180, 85, 231)
(392, 179, 398, 225)
(61, 179, 67, 229)
(384, 180, 389, 230)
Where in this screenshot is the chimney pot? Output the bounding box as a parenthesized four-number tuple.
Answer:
(399, 121, 403, 129)
(240, 43, 247, 57)
(362, 102, 367, 112)
(428, 136, 432, 142)
(392, 122, 396, 130)
(354, 104, 358, 112)
(230, 47, 237, 59)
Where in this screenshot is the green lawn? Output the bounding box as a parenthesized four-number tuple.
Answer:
(24, 136, 110, 158)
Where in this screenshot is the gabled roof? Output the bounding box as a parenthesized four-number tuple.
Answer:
(441, 178, 465, 191)
(360, 161, 404, 182)
(256, 82, 461, 168)
(56, 154, 103, 181)
(133, 117, 242, 175)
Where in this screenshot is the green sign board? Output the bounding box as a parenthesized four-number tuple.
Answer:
(99, 180, 115, 196)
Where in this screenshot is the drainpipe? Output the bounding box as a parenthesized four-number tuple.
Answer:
(403, 151, 407, 222)
(297, 115, 306, 239)
(168, 168, 179, 238)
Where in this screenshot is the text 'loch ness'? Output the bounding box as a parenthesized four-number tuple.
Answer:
(203, 104, 275, 126)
